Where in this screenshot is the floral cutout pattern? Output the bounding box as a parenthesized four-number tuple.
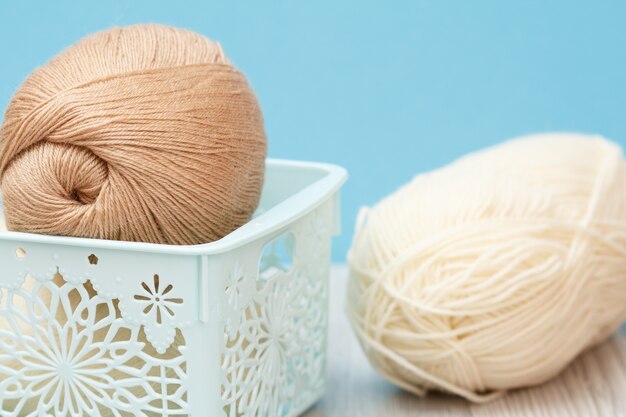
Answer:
(221, 208, 331, 417)
(2, 244, 199, 355)
(0, 273, 189, 417)
(134, 274, 183, 325)
(224, 262, 255, 339)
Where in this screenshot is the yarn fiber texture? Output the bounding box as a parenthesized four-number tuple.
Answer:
(0, 24, 267, 245)
(347, 133, 626, 402)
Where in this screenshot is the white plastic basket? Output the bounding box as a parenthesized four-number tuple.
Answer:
(0, 159, 347, 417)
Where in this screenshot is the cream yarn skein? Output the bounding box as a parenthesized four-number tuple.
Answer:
(347, 133, 626, 402)
(0, 24, 266, 245)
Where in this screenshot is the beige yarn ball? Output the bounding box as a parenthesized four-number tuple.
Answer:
(347, 133, 626, 402)
(0, 24, 266, 245)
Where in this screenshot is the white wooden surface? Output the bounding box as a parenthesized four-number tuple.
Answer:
(304, 265, 626, 417)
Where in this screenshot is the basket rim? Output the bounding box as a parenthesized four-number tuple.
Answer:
(0, 159, 348, 256)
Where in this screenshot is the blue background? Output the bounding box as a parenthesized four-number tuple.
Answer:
(2, 1, 626, 261)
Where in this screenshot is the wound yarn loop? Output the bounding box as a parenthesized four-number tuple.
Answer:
(347, 133, 626, 402)
(0, 24, 267, 244)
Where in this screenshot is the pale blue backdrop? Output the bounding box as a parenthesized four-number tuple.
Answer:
(2, 1, 626, 260)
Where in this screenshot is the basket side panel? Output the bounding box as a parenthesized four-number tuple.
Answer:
(219, 198, 335, 417)
(0, 243, 199, 416)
